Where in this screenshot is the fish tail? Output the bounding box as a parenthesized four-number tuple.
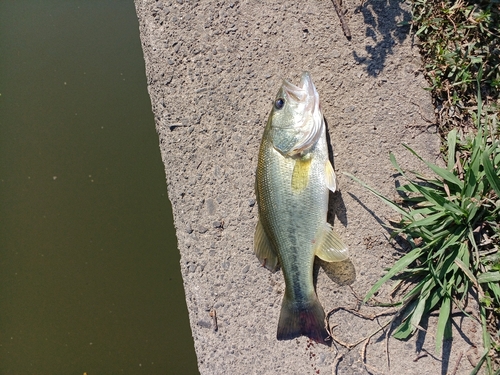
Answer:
(276, 294, 330, 344)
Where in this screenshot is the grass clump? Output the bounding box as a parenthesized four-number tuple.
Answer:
(346, 0, 500, 372)
(348, 0, 499, 371)
(407, 0, 500, 130)
(347, 83, 499, 372)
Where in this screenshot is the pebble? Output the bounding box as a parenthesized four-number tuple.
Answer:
(206, 198, 217, 215)
(317, 352, 326, 365)
(197, 320, 211, 329)
(214, 301, 225, 308)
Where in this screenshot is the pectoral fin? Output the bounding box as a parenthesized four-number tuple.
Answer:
(325, 160, 337, 193)
(314, 222, 348, 262)
(254, 219, 279, 271)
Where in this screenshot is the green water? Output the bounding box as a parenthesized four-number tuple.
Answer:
(0, 1, 199, 374)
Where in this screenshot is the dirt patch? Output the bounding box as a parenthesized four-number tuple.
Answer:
(134, 0, 482, 373)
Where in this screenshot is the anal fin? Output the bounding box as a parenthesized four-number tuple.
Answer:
(314, 222, 348, 262)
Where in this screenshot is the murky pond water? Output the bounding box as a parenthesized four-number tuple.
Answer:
(0, 1, 198, 373)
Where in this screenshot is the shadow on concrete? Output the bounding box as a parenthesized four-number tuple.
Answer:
(330, 190, 348, 228)
(319, 258, 356, 286)
(347, 192, 392, 236)
(353, 0, 412, 76)
(325, 118, 349, 228)
(323, 118, 356, 285)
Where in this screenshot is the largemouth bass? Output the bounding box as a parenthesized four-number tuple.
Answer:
(254, 72, 348, 343)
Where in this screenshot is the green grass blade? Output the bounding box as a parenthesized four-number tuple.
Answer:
(464, 139, 484, 197)
(475, 67, 483, 124)
(470, 350, 488, 375)
(447, 129, 457, 170)
(436, 295, 451, 353)
(363, 249, 423, 302)
(393, 315, 414, 339)
(409, 295, 428, 335)
(463, 163, 479, 199)
(477, 271, 500, 283)
(409, 278, 435, 333)
(402, 144, 464, 190)
(488, 282, 500, 303)
(392, 300, 418, 339)
(401, 275, 433, 301)
(343, 172, 410, 218)
(479, 302, 493, 373)
(390, 152, 405, 176)
(455, 258, 479, 284)
(406, 211, 448, 229)
(409, 183, 465, 217)
(483, 146, 500, 196)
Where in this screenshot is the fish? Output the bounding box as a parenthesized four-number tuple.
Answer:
(254, 72, 348, 343)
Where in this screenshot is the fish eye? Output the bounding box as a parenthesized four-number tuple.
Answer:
(274, 98, 285, 110)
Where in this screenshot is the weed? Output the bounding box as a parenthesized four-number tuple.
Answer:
(346, 88, 499, 372)
(405, 0, 500, 131)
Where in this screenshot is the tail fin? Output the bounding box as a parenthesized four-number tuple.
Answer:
(276, 295, 330, 344)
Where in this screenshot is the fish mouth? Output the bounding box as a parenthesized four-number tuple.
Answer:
(281, 72, 323, 155)
(281, 72, 318, 104)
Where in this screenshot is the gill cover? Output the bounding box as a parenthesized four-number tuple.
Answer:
(269, 72, 324, 156)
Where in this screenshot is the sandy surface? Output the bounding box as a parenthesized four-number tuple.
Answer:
(134, 1, 482, 373)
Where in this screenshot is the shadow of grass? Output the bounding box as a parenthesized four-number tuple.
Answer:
(353, 0, 412, 76)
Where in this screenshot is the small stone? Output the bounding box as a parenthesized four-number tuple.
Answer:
(248, 198, 256, 207)
(317, 352, 326, 365)
(242, 264, 250, 273)
(427, 124, 438, 134)
(197, 320, 211, 328)
(206, 198, 217, 215)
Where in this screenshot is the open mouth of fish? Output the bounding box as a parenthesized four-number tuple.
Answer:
(281, 72, 323, 155)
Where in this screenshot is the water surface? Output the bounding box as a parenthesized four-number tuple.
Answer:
(0, 1, 198, 373)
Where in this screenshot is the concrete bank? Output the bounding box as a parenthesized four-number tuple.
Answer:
(134, 1, 481, 373)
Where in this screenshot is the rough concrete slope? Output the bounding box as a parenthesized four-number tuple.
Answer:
(134, 1, 482, 373)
